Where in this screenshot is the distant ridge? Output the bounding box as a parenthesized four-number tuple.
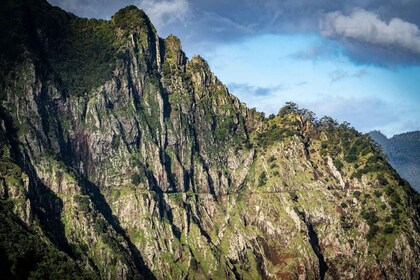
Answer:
(369, 130, 420, 192)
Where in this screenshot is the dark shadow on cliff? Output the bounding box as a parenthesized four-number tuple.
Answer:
(80, 177, 156, 279)
(0, 106, 74, 257)
(307, 222, 328, 280)
(293, 207, 328, 280)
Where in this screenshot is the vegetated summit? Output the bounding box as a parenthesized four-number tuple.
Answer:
(0, 0, 419, 279)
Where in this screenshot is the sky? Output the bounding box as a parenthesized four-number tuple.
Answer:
(48, 0, 420, 137)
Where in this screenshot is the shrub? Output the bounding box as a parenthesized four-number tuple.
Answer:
(377, 174, 389, 186)
(258, 171, 267, 187)
(362, 210, 378, 226)
(391, 210, 400, 220)
(383, 225, 394, 234)
(353, 191, 361, 198)
(344, 146, 358, 163)
(340, 202, 348, 208)
(244, 142, 253, 149)
(389, 201, 397, 209)
(366, 224, 379, 240)
(267, 155, 276, 163)
(289, 191, 298, 202)
(74, 195, 90, 212)
(385, 186, 395, 196)
(391, 193, 401, 204)
(341, 218, 351, 230)
(131, 172, 144, 185)
(334, 159, 344, 171)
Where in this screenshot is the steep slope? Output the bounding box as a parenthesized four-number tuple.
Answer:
(369, 131, 420, 193)
(1, 0, 419, 279)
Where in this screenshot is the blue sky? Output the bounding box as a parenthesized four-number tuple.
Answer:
(197, 34, 420, 136)
(48, 0, 420, 137)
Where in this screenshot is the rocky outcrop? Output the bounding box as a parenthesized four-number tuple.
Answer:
(0, 0, 419, 279)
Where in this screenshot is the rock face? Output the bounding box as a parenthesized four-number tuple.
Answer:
(369, 130, 420, 193)
(1, 1, 419, 279)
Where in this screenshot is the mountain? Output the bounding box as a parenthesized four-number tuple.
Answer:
(369, 131, 420, 193)
(1, 0, 419, 279)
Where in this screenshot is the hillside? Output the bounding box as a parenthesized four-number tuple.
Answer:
(1, 0, 419, 279)
(369, 131, 420, 193)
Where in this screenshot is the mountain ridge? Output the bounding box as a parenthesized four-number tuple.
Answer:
(369, 130, 420, 193)
(0, 0, 419, 279)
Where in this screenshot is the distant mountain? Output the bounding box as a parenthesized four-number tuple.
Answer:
(369, 130, 420, 193)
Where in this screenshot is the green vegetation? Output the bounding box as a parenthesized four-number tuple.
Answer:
(1, 1, 419, 278)
(0, 2, 159, 97)
(366, 224, 379, 240)
(0, 201, 94, 279)
(131, 168, 147, 185)
(333, 159, 344, 171)
(254, 123, 296, 147)
(47, 17, 118, 96)
(112, 6, 151, 31)
(362, 209, 378, 226)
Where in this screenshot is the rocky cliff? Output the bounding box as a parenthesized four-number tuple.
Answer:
(1, 0, 419, 279)
(369, 130, 420, 193)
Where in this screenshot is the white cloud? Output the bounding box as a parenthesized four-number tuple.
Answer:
(320, 9, 420, 54)
(136, 0, 190, 28)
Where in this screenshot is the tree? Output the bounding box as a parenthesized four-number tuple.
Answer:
(278, 102, 298, 117)
(318, 116, 338, 131)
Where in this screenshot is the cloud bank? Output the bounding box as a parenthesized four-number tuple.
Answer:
(320, 9, 420, 54)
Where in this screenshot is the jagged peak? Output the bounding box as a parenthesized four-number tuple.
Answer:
(191, 55, 206, 62)
(162, 34, 187, 67)
(188, 55, 214, 79)
(164, 34, 182, 50)
(189, 55, 211, 70)
(111, 5, 156, 33)
(113, 5, 146, 19)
